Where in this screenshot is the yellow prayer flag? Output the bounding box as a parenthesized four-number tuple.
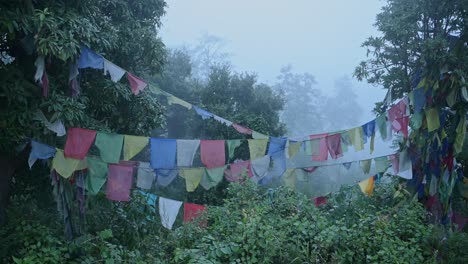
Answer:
(168, 95, 192, 109)
(123, 135, 149, 160)
(248, 139, 268, 159)
(282, 169, 296, 188)
(52, 149, 87, 178)
(349, 127, 364, 151)
(358, 176, 375, 196)
(180, 168, 204, 192)
(425, 108, 440, 132)
(288, 141, 302, 158)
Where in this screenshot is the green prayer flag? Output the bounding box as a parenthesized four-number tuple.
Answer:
(376, 115, 387, 140)
(86, 158, 108, 195)
(200, 166, 227, 190)
(340, 131, 351, 153)
(95, 132, 124, 163)
(425, 108, 440, 132)
(248, 139, 268, 159)
(227, 140, 242, 160)
(360, 159, 372, 174)
(349, 127, 364, 151)
(455, 112, 466, 154)
(410, 112, 423, 130)
(374, 157, 389, 173)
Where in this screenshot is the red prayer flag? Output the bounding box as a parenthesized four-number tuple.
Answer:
(387, 100, 406, 122)
(106, 164, 133, 202)
(313, 196, 327, 207)
(64, 128, 97, 160)
(200, 140, 226, 169)
(310, 133, 328, 161)
(224, 160, 253, 182)
(127, 72, 148, 95)
(326, 134, 343, 159)
(232, 123, 253, 135)
(183, 203, 206, 223)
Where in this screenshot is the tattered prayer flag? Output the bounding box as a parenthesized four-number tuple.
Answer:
(360, 159, 372, 174)
(410, 112, 424, 130)
(106, 164, 133, 202)
(168, 96, 192, 109)
(374, 157, 390, 173)
(127, 72, 148, 95)
(394, 116, 409, 138)
(425, 108, 440, 132)
(362, 120, 376, 138)
(86, 158, 108, 195)
(200, 166, 227, 190)
(248, 139, 268, 160)
(252, 131, 269, 139)
(34, 56, 45, 83)
(180, 168, 204, 192)
(375, 115, 388, 140)
(340, 131, 351, 152)
(193, 106, 213, 120)
(123, 135, 148, 160)
(282, 169, 296, 188)
(326, 134, 343, 159)
(78, 46, 104, 69)
(232, 123, 253, 135)
(52, 149, 87, 178)
(387, 99, 407, 122)
(251, 155, 270, 183)
(224, 160, 253, 182)
(455, 112, 466, 154)
(64, 128, 96, 160)
(28, 140, 56, 168)
(104, 59, 126, 82)
(262, 137, 287, 184)
(150, 138, 177, 169)
(95, 132, 124, 163)
(155, 169, 178, 187)
(136, 162, 154, 189)
(288, 141, 301, 158)
(200, 140, 226, 169)
(176, 140, 200, 167)
(412, 87, 426, 113)
(184, 203, 206, 223)
(389, 154, 399, 174)
(227, 140, 242, 160)
(349, 127, 364, 151)
(358, 176, 375, 196)
(159, 197, 182, 230)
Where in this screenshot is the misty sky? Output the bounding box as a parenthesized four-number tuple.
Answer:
(160, 0, 387, 124)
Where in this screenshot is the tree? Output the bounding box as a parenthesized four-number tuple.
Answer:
(274, 65, 326, 136)
(0, 0, 167, 224)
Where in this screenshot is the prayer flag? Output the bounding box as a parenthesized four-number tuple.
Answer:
(176, 140, 200, 167)
(104, 59, 126, 82)
(150, 138, 177, 169)
(136, 162, 154, 189)
(227, 140, 242, 160)
(232, 123, 252, 135)
(64, 128, 96, 160)
(28, 140, 56, 168)
(106, 164, 133, 202)
(180, 168, 204, 192)
(200, 166, 226, 190)
(184, 203, 206, 223)
(123, 135, 148, 160)
(248, 139, 268, 160)
(358, 176, 375, 196)
(159, 197, 182, 230)
(52, 149, 87, 178)
(224, 160, 253, 182)
(95, 132, 124, 163)
(155, 169, 178, 187)
(78, 46, 104, 69)
(200, 140, 225, 169)
(326, 134, 343, 159)
(127, 72, 148, 95)
(86, 158, 108, 195)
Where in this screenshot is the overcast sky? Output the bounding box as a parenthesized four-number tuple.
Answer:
(160, 0, 386, 124)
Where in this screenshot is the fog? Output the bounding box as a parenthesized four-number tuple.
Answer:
(160, 0, 387, 136)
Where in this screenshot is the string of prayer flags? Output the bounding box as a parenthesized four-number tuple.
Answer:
(251, 155, 270, 183)
(310, 134, 328, 161)
(159, 197, 183, 230)
(359, 176, 375, 196)
(326, 134, 343, 159)
(360, 159, 372, 174)
(200, 166, 227, 190)
(103, 59, 126, 82)
(123, 135, 148, 160)
(150, 138, 177, 169)
(200, 140, 226, 169)
(232, 123, 253, 135)
(85, 158, 108, 195)
(127, 72, 148, 95)
(224, 160, 253, 182)
(94, 132, 124, 163)
(193, 106, 214, 120)
(64, 128, 96, 160)
(106, 164, 133, 202)
(78, 46, 104, 69)
(349, 127, 364, 151)
(248, 139, 268, 160)
(180, 168, 204, 192)
(184, 203, 206, 223)
(52, 149, 88, 178)
(155, 169, 178, 187)
(176, 140, 200, 167)
(28, 140, 56, 168)
(227, 140, 242, 160)
(136, 162, 155, 189)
